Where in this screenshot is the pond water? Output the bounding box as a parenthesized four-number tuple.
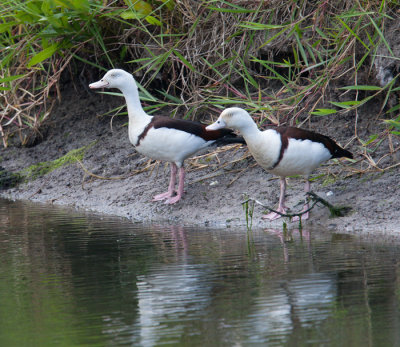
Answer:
(1, 198, 400, 346)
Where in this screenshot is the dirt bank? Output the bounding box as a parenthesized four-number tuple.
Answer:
(1, 81, 399, 233)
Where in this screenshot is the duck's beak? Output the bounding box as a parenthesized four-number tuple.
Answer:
(206, 118, 226, 131)
(89, 79, 109, 89)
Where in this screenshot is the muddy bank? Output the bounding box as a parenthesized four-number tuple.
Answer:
(1, 84, 399, 233)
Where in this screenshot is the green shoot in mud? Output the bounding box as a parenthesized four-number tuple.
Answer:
(243, 196, 255, 232)
(21, 142, 96, 180)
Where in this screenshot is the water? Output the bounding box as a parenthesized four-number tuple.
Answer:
(1, 198, 400, 346)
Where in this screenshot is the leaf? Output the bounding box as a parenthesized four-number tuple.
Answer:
(145, 15, 162, 26)
(386, 103, 400, 114)
(71, 0, 90, 11)
(120, 11, 146, 20)
(207, 6, 255, 13)
(340, 85, 382, 91)
(159, 0, 175, 11)
(158, 90, 182, 104)
(0, 74, 25, 83)
(239, 22, 285, 30)
(310, 108, 337, 116)
(364, 134, 378, 145)
(302, 60, 328, 73)
(123, 0, 153, 15)
(385, 120, 400, 130)
(27, 43, 60, 67)
(338, 11, 374, 18)
(173, 50, 195, 72)
(337, 18, 369, 51)
(367, 14, 394, 56)
(329, 100, 362, 109)
(0, 22, 17, 34)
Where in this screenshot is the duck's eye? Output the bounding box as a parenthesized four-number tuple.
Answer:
(217, 120, 220, 124)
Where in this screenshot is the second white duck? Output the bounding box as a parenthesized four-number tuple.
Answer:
(207, 107, 353, 221)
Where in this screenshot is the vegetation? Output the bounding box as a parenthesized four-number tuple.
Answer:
(22, 142, 95, 179)
(1, 0, 399, 167)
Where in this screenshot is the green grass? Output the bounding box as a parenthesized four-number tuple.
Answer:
(0, 0, 399, 167)
(22, 142, 96, 180)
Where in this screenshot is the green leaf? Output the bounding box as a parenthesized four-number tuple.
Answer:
(207, 6, 255, 13)
(337, 18, 369, 51)
(145, 15, 162, 26)
(329, 100, 362, 109)
(239, 22, 285, 30)
(158, 0, 175, 10)
(0, 74, 25, 83)
(27, 43, 60, 67)
(173, 50, 195, 72)
(71, 0, 90, 11)
(120, 10, 146, 20)
(340, 85, 382, 91)
(123, 0, 153, 15)
(367, 14, 394, 56)
(385, 119, 400, 130)
(338, 11, 374, 18)
(310, 108, 337, 116)
(158, 90, 182, 104)
(386, 103, 400, 114)
(0, 22, 17, 34)
(364, 134, 378, 145)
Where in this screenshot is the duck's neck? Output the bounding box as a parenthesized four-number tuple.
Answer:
(120, 84, 149, 121)
(238, 121, 261, 140)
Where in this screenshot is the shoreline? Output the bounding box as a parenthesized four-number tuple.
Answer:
(1, 88, 399, 234)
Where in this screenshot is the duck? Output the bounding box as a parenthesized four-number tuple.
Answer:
(206, 107, 353, 221)
(89, 69, 244, 204)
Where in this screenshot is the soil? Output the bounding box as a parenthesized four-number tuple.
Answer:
(1, 78, 399, 234)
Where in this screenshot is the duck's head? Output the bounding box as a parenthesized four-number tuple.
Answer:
(206, 107, 254, 132)
(89, 69, 135, 91)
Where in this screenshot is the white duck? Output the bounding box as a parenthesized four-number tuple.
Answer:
(89, 69, 243, 204)
(207, 107, 353, 221)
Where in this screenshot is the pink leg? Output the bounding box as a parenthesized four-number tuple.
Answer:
(153, 163, 177, 201)
(166, 167, 185, 204)
(262, 177, 287, 220)
(292, 179, 311, 221)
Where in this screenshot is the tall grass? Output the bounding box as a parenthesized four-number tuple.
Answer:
(0, 0, 110, 146)
(1, 0, 399, 164)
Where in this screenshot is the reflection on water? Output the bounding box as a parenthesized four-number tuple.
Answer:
(1, 198, 400, 346)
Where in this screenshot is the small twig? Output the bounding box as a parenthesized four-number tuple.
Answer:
(28, 185, 45, 199)
(242, 197, 319, 220)
(242, 191, 352, 220)
(306, 191, 351, 217)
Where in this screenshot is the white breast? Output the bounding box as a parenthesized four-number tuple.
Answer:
(271, 138, 332, 177)
(135, 127, 213, 166)
(246, 129, 282, 170)
(245, 129, 332, 177)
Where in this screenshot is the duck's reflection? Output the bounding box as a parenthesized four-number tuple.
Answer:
(135, 226, 336, 345)
(136, 226, 210, 346)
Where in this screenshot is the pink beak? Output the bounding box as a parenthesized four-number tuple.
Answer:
(89, 79, 109, 89)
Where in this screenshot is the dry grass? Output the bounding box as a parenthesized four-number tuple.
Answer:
(1, 0, 399, 175)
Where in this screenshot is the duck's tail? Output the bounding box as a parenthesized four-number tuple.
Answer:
(332, 146, 353, 159)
